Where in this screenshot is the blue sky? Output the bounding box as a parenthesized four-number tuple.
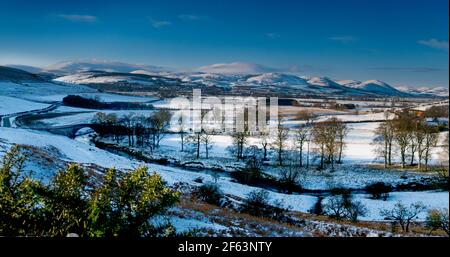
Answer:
(0, 0, 448, 87)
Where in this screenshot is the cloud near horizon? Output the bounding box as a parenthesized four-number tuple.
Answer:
(369, 66, 446, 73)
(56, 14, 98, 23)
(418, 39, 449, 51)
(329, 36, 358, 44)
(265, 33, 280, 39)
(196, 62, 279, 74)
(149, 18, 172, 28)
(177, 14, 202, 21)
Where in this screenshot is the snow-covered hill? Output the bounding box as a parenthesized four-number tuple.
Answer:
(350, 80, 407, 97)
(246, 73, 309, 87)
(195, 62, 276, 74)
(179, 72, 245, 88)
(0, 66, 47, 82)
(2, 64, 447, 98)
(336, 80, 362, 88)
(44, 60, 169, 75)
(397, 86, 449, 97)
(53, 69, 447, 98)
(54, 70, 180, 86)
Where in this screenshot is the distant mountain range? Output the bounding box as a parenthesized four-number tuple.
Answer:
(1, 61, 448, 98)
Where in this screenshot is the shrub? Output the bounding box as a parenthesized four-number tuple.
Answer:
(278, 165, 301, 194)
(231, 168, 260, 185)
(365, 182, 392, 200)
(330, 187, 351, 198)
(426, 208, 449, 236)
(324, 195, 347, 220)
(309, 196, 324, 215)
(241, 189, 289, 220)
(344, 200, 368, 223)
(193, 177, 203, 183)
(324, 195, 367, 222)
(380, 201, 426, 233)
(0, 145, 43, 236)
(194, 183, 223, 206)
(241, 189, 271, 217)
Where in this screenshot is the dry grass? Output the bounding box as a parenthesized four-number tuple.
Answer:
(176, 195, 309, 237)
(174, 194, 450, 237)
(292, 211, 447, 237)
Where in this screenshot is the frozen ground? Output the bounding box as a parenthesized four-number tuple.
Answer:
(0, 81, 94, 102)
(0, 127, 447, 222)
(0, 96, 50, 115)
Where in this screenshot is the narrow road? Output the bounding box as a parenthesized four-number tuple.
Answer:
(0, 103, 61, 128)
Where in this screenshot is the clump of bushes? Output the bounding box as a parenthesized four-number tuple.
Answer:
(380, 201, 426, 233)
(426, 208, 449, 236)
(309, 196, 324, 215)
(365, 182, 392, 200)
(193, 177, 203, 183)
(323, 191, 368, 222)
(63, 95, 149, 110)
(330, 187, 351, 196)
(193, 183, 223, 206)
(240, 189, 290, 220)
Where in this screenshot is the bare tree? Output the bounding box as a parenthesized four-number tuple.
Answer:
(149, 110, 171, 149)
(324, 118, 339, 170)
(133, 115, 147, 147)
(230, 132, 249, 160)
(187, 132, 202, 159)
(392, 111, 414, 168)
(336, 120, 349, 164)
(271, 118, 289, 166)
(295, 110, 315, 168)
(441, 133, 450, 170)
(306, 117, 316, 169)
(258, 129, 270, 161)
(200, 132, 213, 159)
(408, 117, 426, 166)
(380, 201, 426, 232)
(312, 121, 328, 170)
(244, 145, 264, 178)
(174, 115, 188, 152)
(421, 125, 439, 171)
(373, 120, 395, 168)
(414, 121, 427, 170)
(279, 156, 301, 193)
(120, 113, 135, 147)
(294, 124, 309, 167)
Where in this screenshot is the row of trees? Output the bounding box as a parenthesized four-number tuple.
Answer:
(228, 112, 349, 171)
(93, 109, 351, 171)
(93, 107, 448, 174)
(373, 110, 446, 170)
(0, 146, 179, 237)
(92, 110, 171, 151)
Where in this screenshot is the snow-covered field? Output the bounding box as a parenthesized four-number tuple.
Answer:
(0, 96, 50, 115)
(0, 127, 447, 222)
(0, 81, 94, 102)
